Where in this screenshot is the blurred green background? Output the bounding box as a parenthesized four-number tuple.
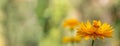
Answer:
(0, 0, 120, 46)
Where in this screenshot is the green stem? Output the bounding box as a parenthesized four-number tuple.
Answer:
(71, 42, 74, 46)
(70, 29, 74, 46)
(91, 40, 94, 46)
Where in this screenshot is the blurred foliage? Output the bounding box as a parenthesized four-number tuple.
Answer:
(0, 0, 120, 46)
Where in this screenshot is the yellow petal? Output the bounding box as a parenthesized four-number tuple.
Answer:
(84, 36, 90, 40)
(86, 20, 91, 28)
(98, 20, 101, 26)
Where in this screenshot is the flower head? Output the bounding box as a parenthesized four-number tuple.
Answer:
(62, 36, 81, 43)
(76, 20, 113, 40)
(63, 19, 80, 29)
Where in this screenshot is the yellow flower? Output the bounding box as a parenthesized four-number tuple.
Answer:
(62, 36, 81, 43)
(76, 20, 113, 40)
(63, 19, 80, 29)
